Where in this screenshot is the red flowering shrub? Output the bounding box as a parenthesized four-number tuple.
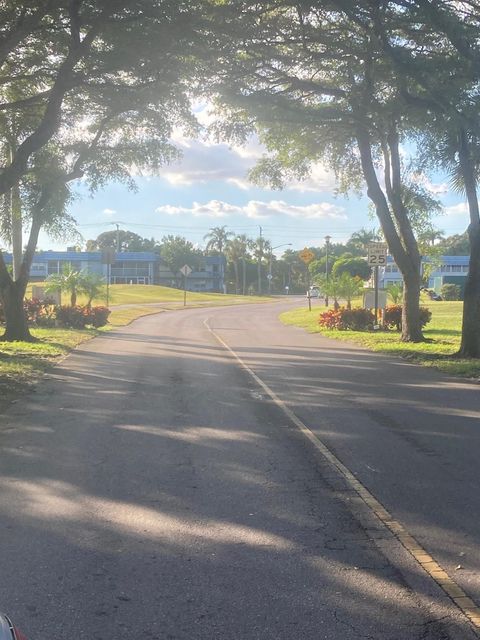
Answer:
(55, 305, 89, 328)
(24, 298, 57, 326)
(339, 308, 376, 331)
(383, 305, 431, 331)
(0, 298, 57, 326)
(55, 305, 110, 328)
(319, 307, 375, 331)
(318, 308, 344, 329)
(86, 306, 110, 327)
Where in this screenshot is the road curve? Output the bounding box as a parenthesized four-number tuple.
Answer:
(0, 299, 478, 639)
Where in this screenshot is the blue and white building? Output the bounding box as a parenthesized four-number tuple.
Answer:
(381, 255, 469, 294)
(2, 250, 226, 292)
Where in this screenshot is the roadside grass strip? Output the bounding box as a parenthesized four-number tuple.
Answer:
(205, 317, 480, 634)
(280, 301, 480, 379)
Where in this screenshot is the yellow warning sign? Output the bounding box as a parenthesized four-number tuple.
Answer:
(299, 248, 315, 264)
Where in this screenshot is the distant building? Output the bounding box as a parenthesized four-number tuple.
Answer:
(2, 250, 226, 292)
(380, 255, 469, 295)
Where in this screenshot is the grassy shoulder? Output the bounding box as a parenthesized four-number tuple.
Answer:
(280, 301, 480, 379)
(0, 286, 275, 396)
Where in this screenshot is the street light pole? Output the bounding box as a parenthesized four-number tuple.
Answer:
(324, 235, 331, 306)
(269, 243, 292, 294)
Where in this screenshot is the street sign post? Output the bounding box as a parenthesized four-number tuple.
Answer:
(299, 248, 315, 311)
(367, 243, 388, 325)
(101, 248, 116, 307)
(367, 243, 388, 266)
(180, 264, 192, 306)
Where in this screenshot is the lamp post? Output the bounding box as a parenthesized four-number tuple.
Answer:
(324, 235, 331, 306)
(269, 243, 292, 294)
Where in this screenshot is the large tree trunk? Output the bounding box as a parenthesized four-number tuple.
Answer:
(0, 207, 43, 342)
(457, 129, 480, 357)
(459, 223, 480, 357)
(0, 278, 32, 342)
(356, 124, 425, 341)
(401, 267, 424, 342)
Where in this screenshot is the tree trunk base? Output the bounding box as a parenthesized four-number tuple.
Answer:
(0, 330, 38, 343)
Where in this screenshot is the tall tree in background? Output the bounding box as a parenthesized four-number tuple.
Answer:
(250, 236, 271, 295)
(159, 235, 202, 286)
(225, 235, 248, 294)
(363, 0, 480, 356)
(0, 0, 207, 340)
(209, 2, 441, 341)
(86, 231, 159, 253)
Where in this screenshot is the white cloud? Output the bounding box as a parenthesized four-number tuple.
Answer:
(412, 173, 449, 195)
(287, 163, 338, 192)
(160, 128, 338, 194)
(156, 199, 346, 221)
(160, 139, 254, 187)
(103, 208, 116, 216)
(445, 202, 469, 216)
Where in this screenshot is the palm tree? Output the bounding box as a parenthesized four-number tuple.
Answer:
(81, 273, 107, 308)
(337, 273, 364, 309)
(347, 228, 381, 254)
(250, 236, 271, 295)
(44, 265, 84, 307)
(237, 234, 250, 295)
(203, 226, 234, 255)
(204, 226, 234, 294)
(226, 236, 249, 294)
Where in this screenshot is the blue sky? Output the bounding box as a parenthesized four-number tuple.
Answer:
(38, 113, 470, 256)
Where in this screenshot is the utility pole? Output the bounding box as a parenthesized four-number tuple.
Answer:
(257, 226, 262, 295)
(324, 235, 331, 306)
(115, 223, 120, 253)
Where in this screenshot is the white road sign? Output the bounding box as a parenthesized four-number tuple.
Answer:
(367, 243, 388, 266)
(180, 264, 192, 276)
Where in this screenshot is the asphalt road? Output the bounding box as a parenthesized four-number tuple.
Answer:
(0, 298, 479, 639)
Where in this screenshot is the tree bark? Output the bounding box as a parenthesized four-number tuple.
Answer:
(356, 124, 425, 341)
(0, 277, 32, 342)
(0, 195, 45, 341)
(457, 128, 480, 357)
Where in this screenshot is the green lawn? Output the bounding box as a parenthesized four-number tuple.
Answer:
(28, 283, 267, 307)
(280, 300, 480, 378)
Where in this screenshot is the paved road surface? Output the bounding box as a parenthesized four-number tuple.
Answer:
(0, 299, 479, 639)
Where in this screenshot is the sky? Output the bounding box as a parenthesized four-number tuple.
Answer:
(38, 107, 470, 257)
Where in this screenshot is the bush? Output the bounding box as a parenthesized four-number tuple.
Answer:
(55, 305, 110, 328)
(0, 297, 57, 327)
(55, 305, 90, 328)
(441, 283, 461, 301)
(318, 308, 344, 329)
(319, 306, 375, 331)
(86, 306, 110, 327)
(383, 305, 432, 331)
(24, 297, 57, 326)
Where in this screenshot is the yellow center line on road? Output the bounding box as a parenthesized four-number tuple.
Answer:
(205, 318, 480, 633)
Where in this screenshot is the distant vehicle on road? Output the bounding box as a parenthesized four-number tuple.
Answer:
(422, 288, 442, 301)
(0, 614, 27, 640)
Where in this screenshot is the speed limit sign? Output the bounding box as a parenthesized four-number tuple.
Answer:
(367, 243, 388, 266)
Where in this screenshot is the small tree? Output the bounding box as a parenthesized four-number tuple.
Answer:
(336, 273, 365, 310)
(315, 274, 340, 310)
(332, 257, 371, 281)
(81, 273, 107, 308)
(441, 283, 462, 301)
(386, 283, 403, 304)
(45, 266, 84, 307)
